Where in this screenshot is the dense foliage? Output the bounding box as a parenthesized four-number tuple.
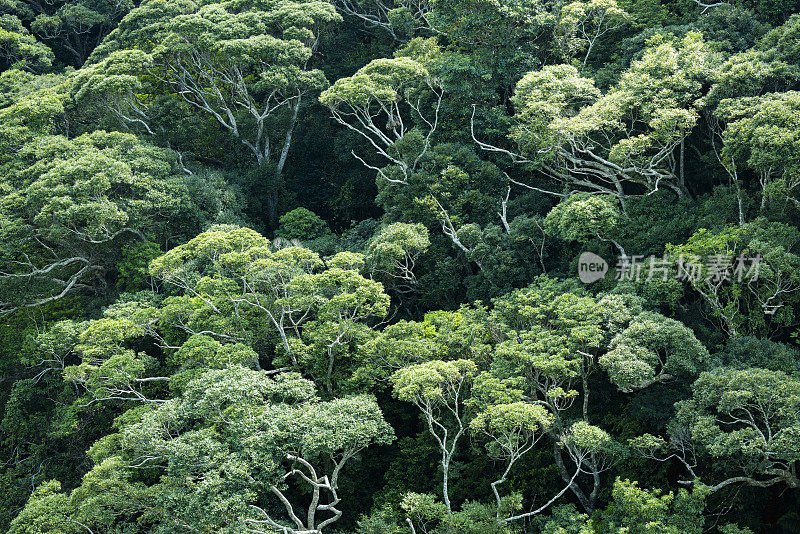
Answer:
(2, 0, 800, 532)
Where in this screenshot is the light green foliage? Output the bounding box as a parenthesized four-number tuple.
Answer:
(0, 15, 54, 72)
(598, 478, 708, 533)
(471, 402, 554, 445)
(22, 319, 86, 372)
(66, 456, 149, 533)
(668, 218, 800, 336)
(557, 0, 630, 65)
(287, 265, 390, 392)
(73, 0, 341, 222)
(366, 222, 430, 294)
(119, 368, 393, 533)
(757, 14, 800, 62)
(276, 207, 332, 240)
(392, 358, 476, 512)
(68, 225, 389, 396)
(62, 297, 166, 405)
(401, 492, 450, 527)
(393, 358, 477, 403)
(704, 49, 799, 108)
(360, 318, 440, 379)
(510, 33, 719, 199)
(538, 479, 708, 533)
(601, 312, 708, 392)
(471, 400, 554, 521)
(399, 492, 512, 534)
(168, 334, 260, 391)
(538, 504, 591, 534)
(485, 283, 605, 497)
(0, 69, 57, 108)
(490, 284, 605, 391)
(320, 40, 444, 185)
(0, 70, 65, 143)
(718, 524, 755, 534)
(7, 0, 800, 530)
(510, 64, 601, 161)
(70, 48, 155, 131)
(7, 480, 77, 534)
(561, 421, 616, 454)
(545, 193, 621, 244)
(14, 368, 393, 534)
(673, 367, 800, 490)
(481, 279, 700, 514)
(0, 130, 212, 313)
(275, 207, 335, 253)
(356, 306, 490, 385)
(356, 505, 406, 534)
(328, 250, 367, 271)
(560, 421, 627, 477)
(321, 56, 431, 108)
(717, 91, 800, 209)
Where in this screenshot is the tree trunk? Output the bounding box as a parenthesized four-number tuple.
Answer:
(553, 441, 591, 512)
(267, 94, 302, 225)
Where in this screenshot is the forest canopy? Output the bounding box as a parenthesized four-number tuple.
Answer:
(2, 0, 800, 532)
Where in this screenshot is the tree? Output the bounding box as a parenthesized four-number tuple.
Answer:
(544, 192, 626, 257)
(601, 312, 709, 392)
(7, 0, 800, 530)
(366, 222, 430, 296)
(470, 401, 554, 522)
(485, 283, 610, 513)
(479, 33, 720, 202)
(557, 0, 630, 66)
(700, 53, 800, 225)
(70, 49, 160, 136)
(392, 358, 477, 513)
(127, 368, 393, 533)
(275, 207, 335, 252)
(333, 0, 438, 41)
(3, 0, 134, 66)
(356, 306, 491, 385)
(59, 226, 390, 400)
(320, 39, 444, 187)
(713, 334, 800, 374)
(7, 480, 79, 534)
(599, 478, 708, 534)
(0, 129, 217, 314)
(481, 280, 705, 514)
(427, 0, 554, 100)
(74, 0, 342, 223)
(667, 218, 800, 337)
(637, 367, 800, 495)
(283, 265, 390, 393)
(0, 15, 54, 73)
(13, 367, 394, 534)
(717, 91, 800, 211)
(399, 492, 511, 534)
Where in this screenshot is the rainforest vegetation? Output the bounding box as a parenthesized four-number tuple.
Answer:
(2, 0, 800, 531)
